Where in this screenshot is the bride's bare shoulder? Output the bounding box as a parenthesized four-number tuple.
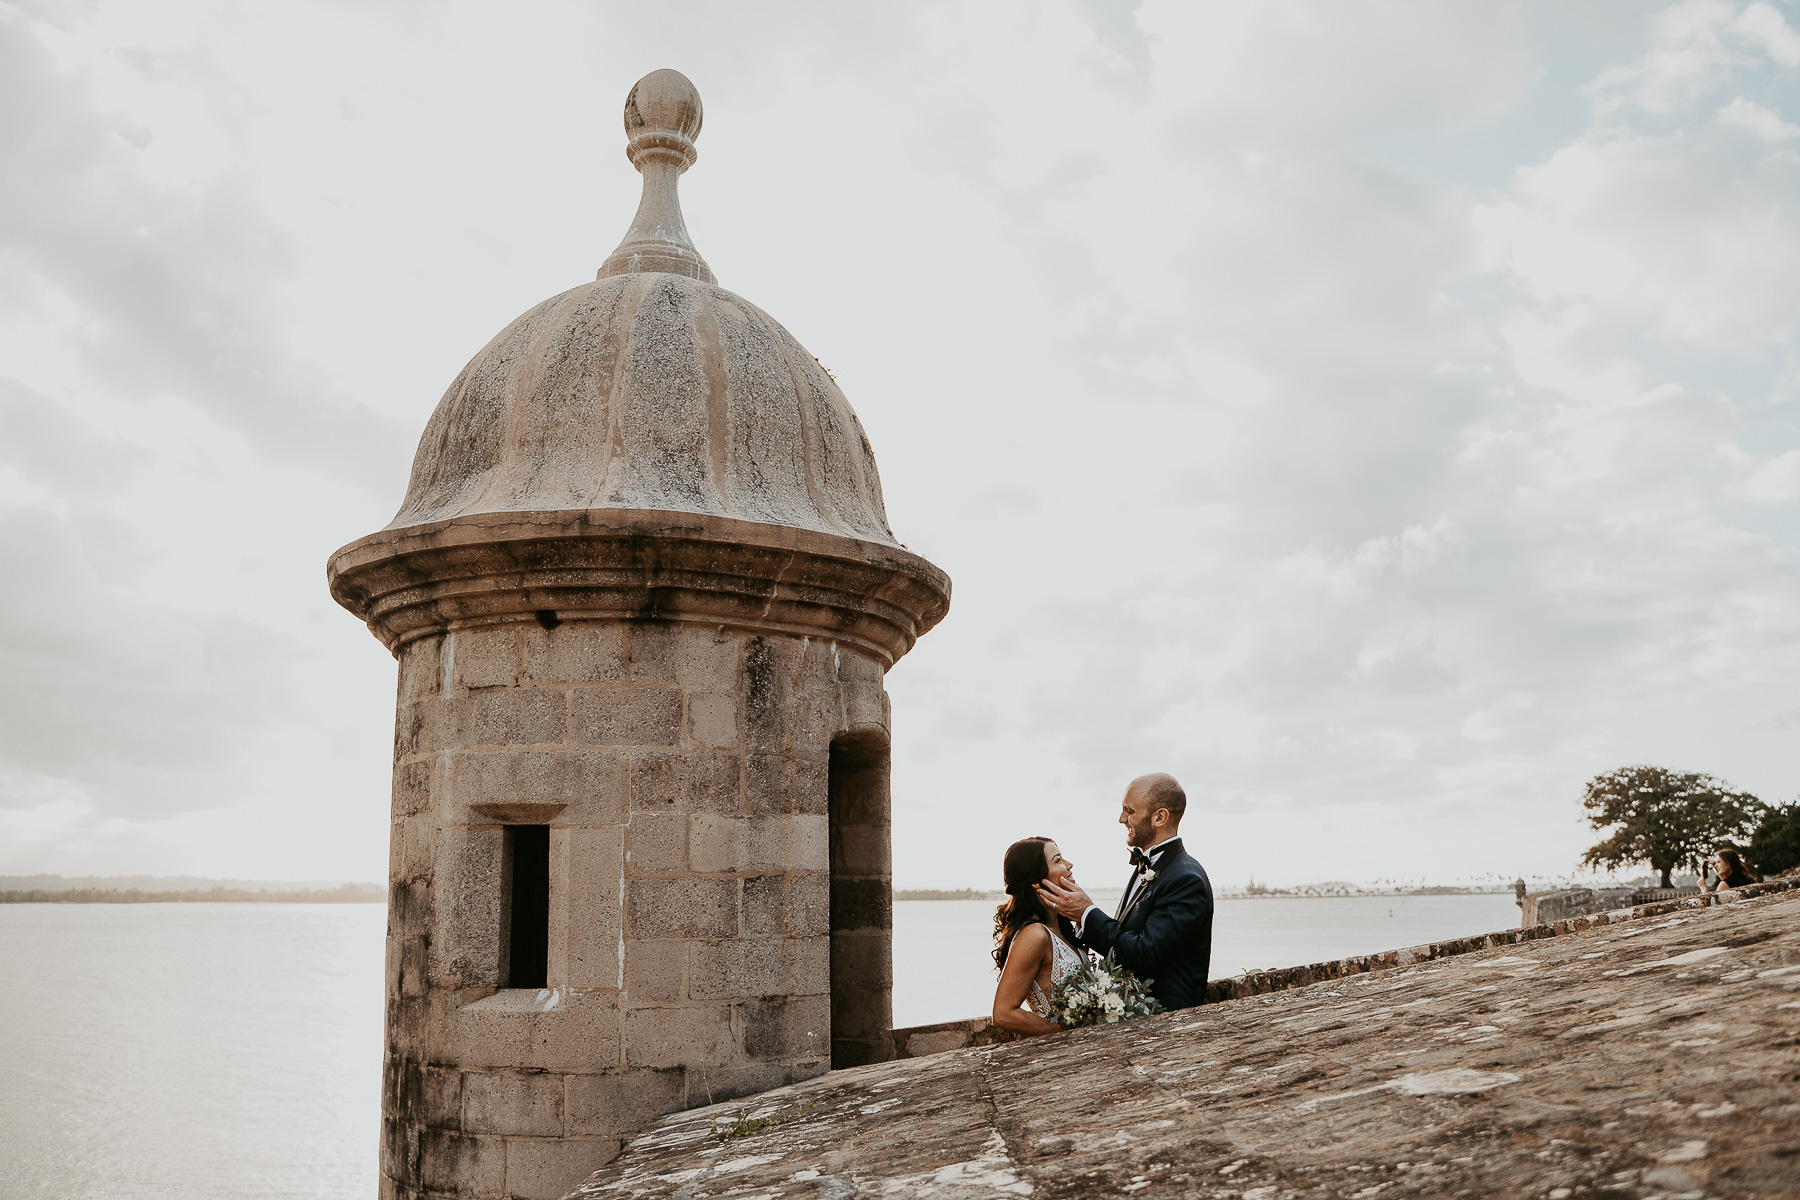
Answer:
(1009, 921, 1052, 956)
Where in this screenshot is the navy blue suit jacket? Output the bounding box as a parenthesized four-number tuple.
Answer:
(1081, 838, 1213, 1011)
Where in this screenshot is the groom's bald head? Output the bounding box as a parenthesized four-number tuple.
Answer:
(1121, 773, 1186, 848)
(1130, 773, 1186, 826)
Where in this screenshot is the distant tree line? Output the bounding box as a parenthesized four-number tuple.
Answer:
(1581, 765, 1800, 887)
(0, 884, 384, 904)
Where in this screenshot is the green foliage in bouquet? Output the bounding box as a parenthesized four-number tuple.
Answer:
(1048, 950, 1165, 1028)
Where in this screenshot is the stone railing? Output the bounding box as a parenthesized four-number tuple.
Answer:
(1517, 886, 1636, 927)
(892, 1017, 1021, 1060)
(1516, 885, 1702, 927)
(1629, 886, 1699, 904)
(888, 874, 1798, 1058)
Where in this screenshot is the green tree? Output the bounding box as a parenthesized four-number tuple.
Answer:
(1746, 802, 1800, 879)
(1579, 766, 1766, 889)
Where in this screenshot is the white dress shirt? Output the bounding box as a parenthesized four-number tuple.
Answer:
(1082, 835, 1182, 930)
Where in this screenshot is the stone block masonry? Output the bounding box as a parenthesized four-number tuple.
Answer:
(379, 620, 885, 1199)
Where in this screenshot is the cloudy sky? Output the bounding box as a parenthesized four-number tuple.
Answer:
(2, 0, 1797, 890)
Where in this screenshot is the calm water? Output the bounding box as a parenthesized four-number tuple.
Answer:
(1, 904, 384, 1199)
(1, 893, 1519, 1197)
(891, 892, 1522, 1026)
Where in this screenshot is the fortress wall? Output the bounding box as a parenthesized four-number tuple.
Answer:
(889, 875, 1800, 1061)
(1516, 886, 1691, 927)
(575, 882, 1800, 1200)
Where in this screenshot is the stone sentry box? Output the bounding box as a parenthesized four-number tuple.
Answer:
(327, 71, 949, 1200)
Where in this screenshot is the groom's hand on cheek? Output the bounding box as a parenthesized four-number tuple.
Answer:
(1035, 877, 1091, 920)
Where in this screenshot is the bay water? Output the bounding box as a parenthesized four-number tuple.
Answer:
(1, 892, 1519, 1197)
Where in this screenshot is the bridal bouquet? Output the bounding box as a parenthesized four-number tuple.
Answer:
(1049, 951, 1165, 1028)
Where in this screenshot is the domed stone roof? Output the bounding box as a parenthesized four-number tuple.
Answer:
(388, 68, 896, 547)
(390, 271, 899, 546)
(329, 70, 948, 662)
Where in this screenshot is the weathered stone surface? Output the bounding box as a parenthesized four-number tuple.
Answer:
(553, 826, 624, 989)
(687, 814, 748, 875)
(622, 1004, 735, 1069)
(331, 515, 950, 668)
(571, 689, 681, 748)
(418, 1063, 464, 1129)
(624, 814, 686, 877)
(454, 628, 521, 691)
(622, 945, 684, 1005)
(685, 692, 738, 750)
(627, 753, 739, 814)
(471, 689, 569, 748)
(1203, 879, 1797, 1005)
(452, 751, 623, 827)
(689, 939, 801, 1002)
(566, 1070, 688, 1138)
(418, 1129, 505, 1198)
(462, 1071, 565, 1137)
(571, 886, 1800, 1200)
(525, 624, 626, 687)
(742, 873, 829, 938)
(387, 272, 898, 553)
(431, 827, 506, 989)
(452, 990, 622, 1073)
(736, 995, 830, 1062)
(627, 626, 739, 691)
(505, 1137, 618, 1200)
(627, 879, 737, 940)
(394, 759, 435, 818)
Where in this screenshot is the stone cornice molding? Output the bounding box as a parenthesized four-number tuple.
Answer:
(327, 508, 951, 665)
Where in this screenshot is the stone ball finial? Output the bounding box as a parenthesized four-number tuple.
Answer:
(624, 69, 702, 169)
(600, 69, 714, 282)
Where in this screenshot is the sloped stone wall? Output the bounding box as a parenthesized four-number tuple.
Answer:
(577, 882, 1800, 1200)
(888, 875, 1800, 1059)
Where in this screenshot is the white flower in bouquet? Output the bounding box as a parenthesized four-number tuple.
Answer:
(1049, 951, 1165, 1029)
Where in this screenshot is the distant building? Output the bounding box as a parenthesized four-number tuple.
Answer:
(328, 70, 949, 1200)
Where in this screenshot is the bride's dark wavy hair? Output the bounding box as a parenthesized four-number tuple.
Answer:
(992, 836, 1080, 972)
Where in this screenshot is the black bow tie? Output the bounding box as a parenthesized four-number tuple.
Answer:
(1129, 847, 1154, 871)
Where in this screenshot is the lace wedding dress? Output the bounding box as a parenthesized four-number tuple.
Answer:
(1025, 928, 1085, 1017)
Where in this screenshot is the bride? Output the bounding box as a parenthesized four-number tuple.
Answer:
(990, 837, 1088, 1036)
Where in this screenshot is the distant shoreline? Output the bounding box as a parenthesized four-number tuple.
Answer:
(1, 885, 384, 905)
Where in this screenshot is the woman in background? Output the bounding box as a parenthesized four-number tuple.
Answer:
(1701, 847, 1757, 892)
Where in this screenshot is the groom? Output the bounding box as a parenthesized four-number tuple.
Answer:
(1037, 772, 1214, 1011)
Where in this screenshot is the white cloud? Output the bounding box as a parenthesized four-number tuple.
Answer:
(1734, 0, 1800, 65)
(1729, 447, 1800, 502)
(1715, 94, 1800, 139)
(1589, 0, 1741, 115)
(1587, 0, 1800, 115)
(0, 0, 1795, 891)
(1474, 134, 1800, 351)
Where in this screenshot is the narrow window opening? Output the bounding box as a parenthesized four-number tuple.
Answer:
(503, 825, 550, 989)
(828, 730, 893, 1068)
